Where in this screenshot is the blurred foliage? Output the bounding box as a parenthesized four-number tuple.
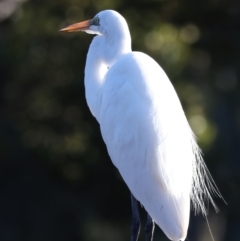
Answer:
(0, 0, 240, 241)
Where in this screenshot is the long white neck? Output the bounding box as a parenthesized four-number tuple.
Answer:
(84, 30, 131, 122)
(84, 37, 107, 121)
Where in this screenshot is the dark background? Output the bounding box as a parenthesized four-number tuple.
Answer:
(0, 0, 239, 240)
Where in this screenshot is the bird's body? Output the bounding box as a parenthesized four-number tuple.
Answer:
(60, 10, 219, 241)
(100, 52, 192, 240)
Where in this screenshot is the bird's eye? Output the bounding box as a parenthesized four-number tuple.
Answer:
(92, 17, 100, 26)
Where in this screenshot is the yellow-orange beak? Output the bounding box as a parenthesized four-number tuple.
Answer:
(59, 19, 91, 32)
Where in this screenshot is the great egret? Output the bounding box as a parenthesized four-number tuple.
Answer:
(60, 10, 220, 241)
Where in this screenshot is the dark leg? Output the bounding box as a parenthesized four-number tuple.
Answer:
(145, 213, 155, 241)
(131, 193, 141, 241)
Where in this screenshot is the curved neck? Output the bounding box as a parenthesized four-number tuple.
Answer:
(84, 34, 131, 121)
(84, 37, 107, 121)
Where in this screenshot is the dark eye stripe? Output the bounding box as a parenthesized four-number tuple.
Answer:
(92, 17, 100, 26)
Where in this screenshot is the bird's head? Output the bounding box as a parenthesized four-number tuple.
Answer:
(60, 10, 129, 38)
(60, 10, 131, 65)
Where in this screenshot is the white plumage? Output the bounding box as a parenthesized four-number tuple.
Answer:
(60, 10, 220, 241)
(100, 52, 192, 240)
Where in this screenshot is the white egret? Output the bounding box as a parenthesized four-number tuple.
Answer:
(60, 10, 220, 241)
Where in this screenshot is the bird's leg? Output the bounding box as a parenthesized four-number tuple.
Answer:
(145, 213, 155, 241)
(130, 193, 141, 241)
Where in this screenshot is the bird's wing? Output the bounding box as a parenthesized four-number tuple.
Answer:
(99, 52, 194, 240)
